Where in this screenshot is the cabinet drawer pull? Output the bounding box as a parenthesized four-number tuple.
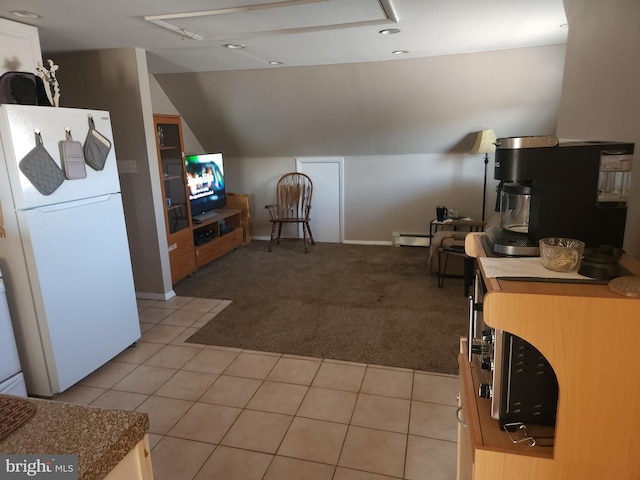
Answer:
(456, 405, 467, 428)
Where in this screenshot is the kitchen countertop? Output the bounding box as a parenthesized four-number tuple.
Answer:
(0, 394, 149, 480)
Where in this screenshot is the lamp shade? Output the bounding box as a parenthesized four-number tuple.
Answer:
(470, 129, 496, 154)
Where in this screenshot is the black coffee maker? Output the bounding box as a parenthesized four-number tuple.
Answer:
(486, 136, 634, 257)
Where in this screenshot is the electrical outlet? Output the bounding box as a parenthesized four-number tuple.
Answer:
(117, 160, 138, 174)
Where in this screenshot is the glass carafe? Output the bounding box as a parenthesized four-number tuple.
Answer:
(500, 182, 531, 234)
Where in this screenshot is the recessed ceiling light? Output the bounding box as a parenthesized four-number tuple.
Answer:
(379, 28, 401, 35)
(11, 10, 40, 19)
(269, 61, 283, 65)
(224, 44, 246, 49)
(392, 50, 409, 55)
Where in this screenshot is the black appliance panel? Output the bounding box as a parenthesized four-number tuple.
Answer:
(494, 141, 633, 249)
(497, 332, 558, 425)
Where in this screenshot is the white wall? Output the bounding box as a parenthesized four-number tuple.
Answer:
(155, 44, 566, 241)
(224, 152, 498, 242)
(557, 0, 640, 257)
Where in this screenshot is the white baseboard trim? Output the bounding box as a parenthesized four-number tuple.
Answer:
(391, 232, 430, 247)
(136, 290, 176, 301)
(343, 240, 393, 246)
(250, 235, 408, 247)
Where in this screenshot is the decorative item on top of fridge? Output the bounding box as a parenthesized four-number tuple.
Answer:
(35, 59, 60, 107)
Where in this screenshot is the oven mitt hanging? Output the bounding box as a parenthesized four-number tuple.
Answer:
(18, 130, 65, 195)
(59, 128, 87, 180)
(83, 114, 111, 171)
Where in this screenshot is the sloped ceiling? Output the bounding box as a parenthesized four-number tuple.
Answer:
(1, 0, 567, 73)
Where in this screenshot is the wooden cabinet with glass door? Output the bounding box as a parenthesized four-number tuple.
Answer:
(153, 114, 196, 284)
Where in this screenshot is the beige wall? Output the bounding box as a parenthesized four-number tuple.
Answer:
(148, 75, 204, 155)
(155, 44, 566, 241)
(53, 48, 173, 298)
(557, 0, 640, 257)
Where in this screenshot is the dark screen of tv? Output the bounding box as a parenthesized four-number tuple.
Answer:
(185, 153, 226, 216)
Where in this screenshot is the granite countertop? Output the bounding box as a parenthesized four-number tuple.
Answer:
(0, 394, 149, 480)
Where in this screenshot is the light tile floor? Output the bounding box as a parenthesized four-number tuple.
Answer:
(55, 296, 459, 480)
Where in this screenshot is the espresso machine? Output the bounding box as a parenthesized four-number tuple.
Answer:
(486, 135, 634, 257)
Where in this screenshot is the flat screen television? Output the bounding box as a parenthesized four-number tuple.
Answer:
(185, 153, 226, 221)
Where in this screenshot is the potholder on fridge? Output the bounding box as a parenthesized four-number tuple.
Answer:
(18, 130, 65, 195)
(83, 114, 111, 171)
(59, 128, 87, 180)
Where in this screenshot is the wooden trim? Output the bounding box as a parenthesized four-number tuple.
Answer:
(459, 341, 482, 459)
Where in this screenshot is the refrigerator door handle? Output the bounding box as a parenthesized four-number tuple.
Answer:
(33, 194, 115, 213)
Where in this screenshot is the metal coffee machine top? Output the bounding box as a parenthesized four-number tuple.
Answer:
(487, 135, 634, 256)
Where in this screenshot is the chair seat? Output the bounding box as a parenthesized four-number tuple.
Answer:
(429, 231, 467, 274)
(441, 244, 466, 253)
(441, 238, 466, 250)
(437, 246, 474, 295)
(429, 219, 485, 296)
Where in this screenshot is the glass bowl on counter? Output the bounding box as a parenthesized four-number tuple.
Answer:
(539, 237, 585, 272)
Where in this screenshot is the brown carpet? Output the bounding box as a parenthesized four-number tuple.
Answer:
(175, 240, 468, 375)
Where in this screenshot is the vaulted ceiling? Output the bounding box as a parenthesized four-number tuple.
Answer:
(2, 0, 567, 74)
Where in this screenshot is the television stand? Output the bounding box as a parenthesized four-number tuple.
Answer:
(192, 210, 219, 223)
(192, 209, 243, 268)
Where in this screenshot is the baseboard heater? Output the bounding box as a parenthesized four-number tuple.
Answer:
(392, 232, 430, 247)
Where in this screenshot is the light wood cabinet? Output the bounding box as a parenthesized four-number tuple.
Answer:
(193, 209, 243, 267)
(456, 369, 474, 480)
(459, 233, 640, 480)
(153, 114, 196, 284)
(226, 192, 251, 244)
(153, 114, 244, 283)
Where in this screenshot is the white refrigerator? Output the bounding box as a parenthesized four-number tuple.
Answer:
(0, 104, 141, 397)
(0, 269, 27, 397)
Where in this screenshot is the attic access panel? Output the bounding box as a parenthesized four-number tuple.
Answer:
(145, 0, 394, 41)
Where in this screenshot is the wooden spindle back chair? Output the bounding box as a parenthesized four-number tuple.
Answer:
(265, 172, 315, 252)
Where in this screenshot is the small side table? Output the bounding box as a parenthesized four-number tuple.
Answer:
(438, 245, 475, 296)
(429, 217, 476, 238)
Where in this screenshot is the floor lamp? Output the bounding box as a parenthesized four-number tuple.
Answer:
(470, 129, 496, 222)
